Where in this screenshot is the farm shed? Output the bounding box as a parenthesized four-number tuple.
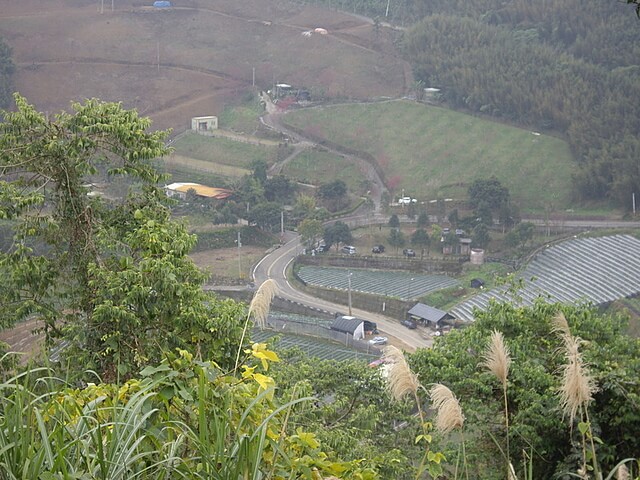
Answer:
(407, 303, 453, 328)
(191, 116, 218, 135)
(458, 238, 472, 255)
(330, 316, 365, 340)
(164, 182, 232, 200)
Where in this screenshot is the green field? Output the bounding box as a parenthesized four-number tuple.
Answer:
(283, 149, 368, 192)
(173, 132, 280, 169)
(283, 100, 575, 212)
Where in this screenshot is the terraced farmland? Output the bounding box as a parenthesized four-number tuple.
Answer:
(251, 330, 379, 362)
(451, 235, 640, 323)
(297, 266, 459, 300)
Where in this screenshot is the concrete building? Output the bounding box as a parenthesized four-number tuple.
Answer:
(191, 116, 218, 135)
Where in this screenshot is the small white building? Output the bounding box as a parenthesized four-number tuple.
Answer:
(191, 116, 218, 135)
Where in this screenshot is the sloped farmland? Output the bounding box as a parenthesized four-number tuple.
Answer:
(451, 235, 640, 323)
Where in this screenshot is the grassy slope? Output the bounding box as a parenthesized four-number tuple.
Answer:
(284, 100, 575, 212)
(283, 149, 367, 191)
(173, 132, 279, 168)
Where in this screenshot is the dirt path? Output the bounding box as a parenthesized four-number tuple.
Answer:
(259, 95, 387, 213)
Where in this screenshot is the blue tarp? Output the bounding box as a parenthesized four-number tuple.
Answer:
(153, 1, 171, 7)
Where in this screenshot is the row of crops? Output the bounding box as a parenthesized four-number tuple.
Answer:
(251, 329, 379, 362)
(451, 234, 640, 322)
(297, 266, 459, 300)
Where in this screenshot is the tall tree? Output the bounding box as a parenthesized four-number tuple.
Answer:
(0, 95, 245, 378)
(318, 179, 348, 212)
(468, 177, 510, 212)
(264, 174, 297, 203)
(324, 221, 352, 251)
(411, 228, 431, 258)
(248, 201, 282, 232)
(388, 228, 406, 253)
(298, 218, 324, 249)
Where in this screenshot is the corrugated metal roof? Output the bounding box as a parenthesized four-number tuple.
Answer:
(330, 316, 363, 334)
(408, 303, 450, 322)
(165, 182, 232, 199)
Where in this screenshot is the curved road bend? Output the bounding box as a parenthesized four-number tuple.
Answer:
(252, 233, 432, 351)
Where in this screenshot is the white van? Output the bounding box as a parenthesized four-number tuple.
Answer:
(341, 245, 356, 255)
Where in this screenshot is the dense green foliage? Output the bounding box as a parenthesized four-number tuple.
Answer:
(0, 37, 13, 108)
(0, 347, 378, 479)
(0, 95, 245, 379)
(410, 301, 640, 478)
(403, 10, 640, 207)
(271, 356, 421, 479)
(324, 221, 353, 250)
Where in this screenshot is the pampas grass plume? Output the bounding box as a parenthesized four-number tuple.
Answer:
(552, 312, 572, 338)
(429, 383, 464, 434)
(382, 345, 420, 402)
(559, 334, 596, 424)
(248, 279, 278, 328)
(616, 464, 630, 480)
(482, 330, 511, 387)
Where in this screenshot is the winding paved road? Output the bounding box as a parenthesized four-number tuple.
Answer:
(252, 233, 432, 351)
(254, 97, 434, 350)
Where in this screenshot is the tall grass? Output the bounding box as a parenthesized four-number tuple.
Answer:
(0, 366, 183, 479)
(481, 330, 512, 477)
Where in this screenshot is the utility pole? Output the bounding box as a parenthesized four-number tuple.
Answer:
(237, 230, 242, 279)
(633, 192, 636, 215)
(280, 210, 285, 244)
(347, 272, 353, 316)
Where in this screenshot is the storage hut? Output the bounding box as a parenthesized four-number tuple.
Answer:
(191, 116, 218, 134)
(330, 316, 365, 340)
(407, 303, 453, 328)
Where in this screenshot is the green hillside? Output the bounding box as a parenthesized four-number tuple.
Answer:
(284, 100, 574, 211)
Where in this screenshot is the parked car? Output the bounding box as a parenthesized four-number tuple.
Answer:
(403, 248, 416, 257)
(368, 336, 388, 346)
(372, 244, 385, 254)
(317, 244, 330, 253)
(401, 319, 418, 329)
(341, 245, 356, 255)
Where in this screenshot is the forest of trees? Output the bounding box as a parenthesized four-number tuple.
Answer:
(298, 0, 640, 208)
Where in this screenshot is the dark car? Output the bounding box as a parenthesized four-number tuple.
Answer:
(401, 319, 418, 329)
(372, 244, 385, 254)
(403, 248, 416, 257)
(317, 244, 330, 253)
